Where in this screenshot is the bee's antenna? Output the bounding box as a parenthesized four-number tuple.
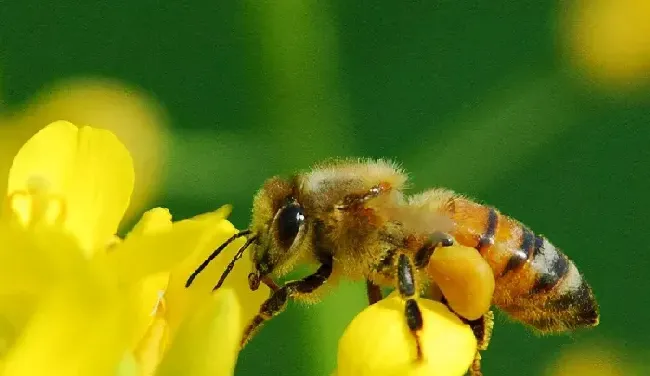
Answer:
(213, 234, 258, 291)
(185, 229, 252, 288)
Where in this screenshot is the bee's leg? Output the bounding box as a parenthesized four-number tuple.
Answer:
(241, 259, 333, 348)
(396, 253, 426, 361)
(461, 310, 494, 376)
(366, 279, 383, 305)
(414, 231, 454, 268)
(438, 293, 494, 376)
(368, 247, 397, 304)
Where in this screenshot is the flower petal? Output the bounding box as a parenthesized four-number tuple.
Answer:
(116, 354, 139, 376)
(128, 272, 169, 354)
(337, 293, 477, 376)
(155, 288, 241, 376)
(103, 206, 240, 355)
(7, 120, 134, 254)
(126, 207, 173, 237)
(2, 277, 132, 376)
(134, 307, 169, 376)
(9, 78, 170, 222)
(0, 223, 89, 361)
(0, 224, 85, 297)
(105, 207, 230, 284)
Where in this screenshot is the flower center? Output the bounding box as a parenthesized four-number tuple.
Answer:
(5, 176, 67, 228)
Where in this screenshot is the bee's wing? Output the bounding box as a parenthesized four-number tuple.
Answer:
(372, 187, 456, 237)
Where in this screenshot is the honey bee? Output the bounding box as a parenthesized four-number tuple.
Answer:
(186, 159, 599, 375)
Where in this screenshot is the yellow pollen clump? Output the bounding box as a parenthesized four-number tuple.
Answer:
(428, 245, 495, 321)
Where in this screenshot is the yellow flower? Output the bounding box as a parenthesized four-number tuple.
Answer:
(0, 121, 268, 375)
(6, 120, 135, 253)
(563, 0, 650, 89)
(336, 292, 477, 376)
(0, 78, 169, 223)
(544, 341, 640, 376)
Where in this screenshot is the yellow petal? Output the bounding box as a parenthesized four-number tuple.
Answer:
(0, 223, 88, 357)
(9, 78, 170, 223)
(0, 224, 85, 297)
(106, 207, 227, 284)
(337, 292, 477, 376)
(7, 120, 134, 254)
(116, 354, 139, 376)
(134, 309, 169, 376)
(3, 277, 132, 376)
(164, 208, 269, 340)
(126, 207, 173, 237)
(102, 206, 237, 353)
(129, 272, 169, 353)
(155, 288, 241, 376)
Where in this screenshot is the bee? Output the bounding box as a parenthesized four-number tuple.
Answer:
(186, 159, 599, 375)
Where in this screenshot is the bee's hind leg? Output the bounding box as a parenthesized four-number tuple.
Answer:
(434, 292, 494, 376)
(462, 310, 495, 376)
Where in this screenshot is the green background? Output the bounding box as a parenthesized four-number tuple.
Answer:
(2, 1, 648, 375)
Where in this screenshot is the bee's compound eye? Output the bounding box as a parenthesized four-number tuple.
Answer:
(277, 204, 305, 247)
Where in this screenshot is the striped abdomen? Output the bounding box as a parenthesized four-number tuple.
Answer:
(443, 196, 599, 332)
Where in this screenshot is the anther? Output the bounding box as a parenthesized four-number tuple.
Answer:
(6, 177, 67, 228)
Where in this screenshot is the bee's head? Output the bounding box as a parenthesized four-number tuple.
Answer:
(247, 176, 307, 290)
(184, 176, 309, 293)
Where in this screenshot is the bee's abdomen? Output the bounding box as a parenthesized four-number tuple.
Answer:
(445, 197, 599, 332)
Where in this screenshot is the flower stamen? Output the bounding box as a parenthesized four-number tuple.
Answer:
(7, 176, 67, 229)
(150, 290, 166, 317)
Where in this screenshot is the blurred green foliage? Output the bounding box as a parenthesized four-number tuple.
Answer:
(2, 1, 649, 375)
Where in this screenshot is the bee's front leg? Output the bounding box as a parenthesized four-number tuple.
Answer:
(366, 279, 383, 305)
(241, 259, 333, 348)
